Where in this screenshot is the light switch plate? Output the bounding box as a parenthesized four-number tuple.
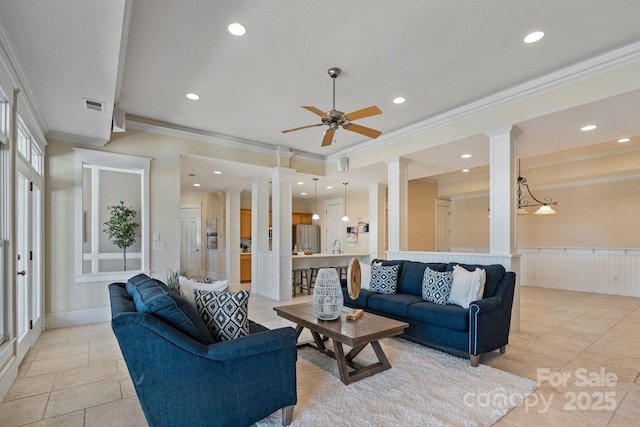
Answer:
(152, 241, 166, 250)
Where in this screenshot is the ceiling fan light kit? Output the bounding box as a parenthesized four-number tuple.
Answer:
(282, 67, 383, 147)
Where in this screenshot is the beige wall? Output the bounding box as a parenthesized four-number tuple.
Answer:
(408, 179, 438, 251)
(447, 178, 640, 250)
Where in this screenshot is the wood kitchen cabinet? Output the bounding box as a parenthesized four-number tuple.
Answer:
(240, 254, 251, 283)
(240, 209, 251, 238)
(291, 212, 312, 225)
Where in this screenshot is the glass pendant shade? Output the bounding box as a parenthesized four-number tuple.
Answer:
(534, 205, 556, 215)
(312, 213, 320, 220)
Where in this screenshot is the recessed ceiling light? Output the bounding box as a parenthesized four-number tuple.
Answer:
(301, 192, 307, 196)
(393, 97, 406, 104)
(213, 170, 222, 174)
(228, 23, 246, 36)
(618, 138, 630, 143)
(193, 183, 201, 187)
(297, 181, 304, 185)
(581, 124, 597, 131)
(186, 93, 200, 101)
(461, 154, 472, 159)
(326, 186, 333, 189)
(462, 169, 470, 173)
(524, 31, 545, 44)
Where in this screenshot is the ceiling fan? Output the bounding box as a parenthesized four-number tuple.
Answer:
(282, 67, 382, 147)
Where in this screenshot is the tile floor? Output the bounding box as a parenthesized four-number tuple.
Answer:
(2, 285, 640, 426)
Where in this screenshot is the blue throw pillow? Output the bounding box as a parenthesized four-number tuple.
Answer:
(369, 263, 399, 294)
(422, 267, 453, 304)
(127, 275, 215, 345)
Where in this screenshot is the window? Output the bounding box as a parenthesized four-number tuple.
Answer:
(74, 148, 151, 282)
(0, 89, 8, 145)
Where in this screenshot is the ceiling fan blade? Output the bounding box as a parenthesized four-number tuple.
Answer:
(281, 123, 323, 133)
(302, 105, 329, 118)
(343, 123, 382, 139)
(343, 105, 382, 121)
(321, 127, 336, 147)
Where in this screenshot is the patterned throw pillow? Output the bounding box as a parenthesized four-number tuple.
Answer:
(193, 289, 250, 341)
(422, 267, 453, 304)
(369, 263, 399, 294)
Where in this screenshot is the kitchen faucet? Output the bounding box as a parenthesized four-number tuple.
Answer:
(333, 239, 342, 254)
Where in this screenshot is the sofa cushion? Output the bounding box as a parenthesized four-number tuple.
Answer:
(369, 263, 399, 294)
(448, 265, 486, 309)
(397, 262, 448, 296)
(127, 275, 216, 345)
(194, 289, 250, 341)
(371, 259, 404, 278)
(448, 263, 505, 298)
(422, 268, 453, 304)
(408, 301, 469, 332)
(368, 293, 423, 318)
(342, 287, 373, 309)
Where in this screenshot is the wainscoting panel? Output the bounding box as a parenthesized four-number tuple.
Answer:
(519, 247, 640, 297)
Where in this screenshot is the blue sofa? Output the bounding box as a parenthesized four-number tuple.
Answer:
(109, 275, 298, 427)
(343, 260, 515, 367)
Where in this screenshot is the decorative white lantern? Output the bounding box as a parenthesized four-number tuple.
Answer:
(312, 268, 344, 320)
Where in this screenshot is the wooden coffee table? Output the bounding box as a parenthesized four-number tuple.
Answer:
(274, 303, 408, 385)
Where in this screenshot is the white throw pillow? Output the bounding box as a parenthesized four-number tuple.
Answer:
(447, 266, 485, 309)
(179, 276, 229, 307)
(359, 262, 371, 290)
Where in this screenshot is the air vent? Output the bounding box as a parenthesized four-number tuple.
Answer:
(83, 98, 105, 112)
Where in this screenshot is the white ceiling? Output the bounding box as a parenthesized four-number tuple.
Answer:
(1, 0, 639, 198)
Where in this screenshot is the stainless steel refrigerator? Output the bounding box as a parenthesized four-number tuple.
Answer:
(292, 224, 320, 253)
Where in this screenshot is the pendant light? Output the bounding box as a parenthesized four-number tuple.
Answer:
(311, 178, 320, 220)
(516, 159, 557, 215)
(341, 182, 349, 222)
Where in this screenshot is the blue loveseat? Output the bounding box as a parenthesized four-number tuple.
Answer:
(109, 275, 298, 427)
(343, 260, 515, 366)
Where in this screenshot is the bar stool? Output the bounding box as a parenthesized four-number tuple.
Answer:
(308, 266, 331, 292)
(292, 268, 310, 296)
(333, 265, 348, 280)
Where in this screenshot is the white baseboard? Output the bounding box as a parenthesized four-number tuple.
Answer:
(45, 307, 111, 329)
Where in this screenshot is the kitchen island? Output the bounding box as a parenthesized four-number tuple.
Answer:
(291, 252, 369, 269)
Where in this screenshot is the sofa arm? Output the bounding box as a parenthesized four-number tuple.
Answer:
(113, 313, 297, 361)
(204, 327, 298, 361)
(469, 296, 502, 313)
(467, 273, 515, 356)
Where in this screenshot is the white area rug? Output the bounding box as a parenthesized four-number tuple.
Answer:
(257, 338, 537, 427)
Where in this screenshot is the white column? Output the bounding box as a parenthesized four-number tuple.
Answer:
(224, 188, 242, 284)
(269, 167, 295, 301)
(485, 126, 517, 255)
(251, 177, 270, 294)
(485, 125, 520, 330)
(368, 183, 387, 260)
(386, 157, 409, 253)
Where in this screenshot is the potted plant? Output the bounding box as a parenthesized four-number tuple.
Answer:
(103, 201, 139, 271)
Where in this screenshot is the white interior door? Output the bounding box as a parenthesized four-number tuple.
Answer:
(435, 199, 451, 252)
(324, 198, 343, 253)
(180, 205, 202, 275)
(16, 164, 42, 361)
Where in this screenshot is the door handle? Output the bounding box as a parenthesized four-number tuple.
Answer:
(17, 270, 26, 276)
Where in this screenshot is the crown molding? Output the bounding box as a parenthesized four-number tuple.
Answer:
(522, 144, 640, 170)
(127, 116, 325, 164)
(47, 130, 108, 147)
(0, 14, 49, 140)
(328, 40, 640, 163)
